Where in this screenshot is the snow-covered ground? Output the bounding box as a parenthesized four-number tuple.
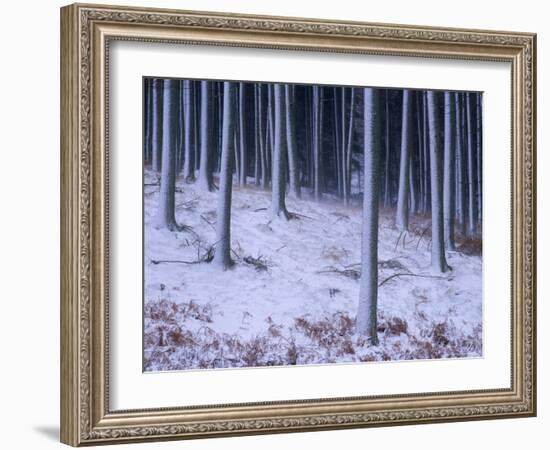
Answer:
(144, 170, 482, 371)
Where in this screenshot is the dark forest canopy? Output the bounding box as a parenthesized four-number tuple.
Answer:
(144, 78, 482, 232)
(144, 77, 483, 342)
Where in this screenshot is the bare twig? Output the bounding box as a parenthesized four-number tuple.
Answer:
(379, 272, 449, 287)
(394, 231, 404, 252)
(317, 266, 360, 280)
(416, 228, 429, 251)
(200, 214, 216, 231)
(150, 259, 200, 265)
(288, 211, 313, 220)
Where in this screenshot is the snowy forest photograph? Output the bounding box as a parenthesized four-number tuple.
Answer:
(142, 77, 483, 372)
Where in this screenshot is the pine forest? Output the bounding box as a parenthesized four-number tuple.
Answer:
(143, 78, 483, 371)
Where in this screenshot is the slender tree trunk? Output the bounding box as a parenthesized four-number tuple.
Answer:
(333, 88, 342, 197)
(305, 88, 312, 188)
(409, 160, 417, 214)
(312, 86, 324, 200)
(176, 81, 184, 173)
(155, 79, 180, 230)
(476, 93, 483, 227)
(443, 92, 457, 250)
(217, 82, 223, 171)
(427, 91, 450, 272)
(151, 78, 163, 173)
(144, 79, 153, 164)
(396, 90, 412, 230)
(254, 85, 261, 186)
(285, 85, 301, 198)
(344, 88, 355, 206)
(416, 92, 424, 214)
(356, 87, 381, 344)
(423, 93, 430, 213)
(384, 91, 391, 208)
(182, 80, 195, 181)
(197, 81, 214, 191)
(194, 82, 200, 171)
(341, 87, 348, 204)
(259, 86, 269, 189)
(457, 93, 467, 234)
(272, 84, 290, 219)
(466, 93, 477, 235)
(238, 82, 247, 186)
(213, 82, 237, 269)
(234, 123, 240, 185)
(267, 85, 274, 176)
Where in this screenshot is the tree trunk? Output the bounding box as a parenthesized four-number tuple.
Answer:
(197, 81, 214, 191)
(254, 85, 261, 186)
(476, 93, 483, 227)
(272, 84, 290, 219)
(466, 93, 477, 235)
(144, 79, 153, 164)
(176, 81, 184, 173)
(416, 92, 424, 214)
(259, 85, 269, 189)
(423, 93, 430, 213)
(384, 91, 391, 208)
(344, 88, 355, 206)
(151, 78, 163, 173)
(213, 82, 237, 269)
(457, 93, 467, 234)
(182, 80, 195, 181)
(285, 85, 301, 198)
(312, 85, 323, 201)
(155, 79, 180, 230)
(333, 88, 342, 198)
(396, 89, 412, 230)
(409, 159, 417, 213)
(356, 87, 381, 344)
(427, 91, 450, 273)
(238, 82, 247, 186)
(443, 92, 457, 250)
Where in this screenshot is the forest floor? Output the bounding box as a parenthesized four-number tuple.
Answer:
(143, 170, 482, 372)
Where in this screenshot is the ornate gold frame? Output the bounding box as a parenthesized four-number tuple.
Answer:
(60, 3, 536, 446)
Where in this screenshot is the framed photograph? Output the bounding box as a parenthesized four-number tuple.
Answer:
(60, 3, 536, 446)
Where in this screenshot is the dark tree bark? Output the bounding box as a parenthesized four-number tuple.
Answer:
(238, 82, 247, 186)
(443, 91, 457, 250)
(197, 80, 214, 191)
(254, 85, 261, 186)
(456, 93, 468, 234)
(476, 93, 483, 227)
(144, 79, 153, 164)
(333, 88, 343, 198)
(259, 85, 269, 189)
(312, 85, 324, 200)
(151, 78, 163, 173)
(155, 79, 180, 231)
(343, 88, 355, 206)
(182, 80, 195, 181)
(285, 84, 301, 198)
(466, 93, 478, 235)
(384, 91, 391, 208)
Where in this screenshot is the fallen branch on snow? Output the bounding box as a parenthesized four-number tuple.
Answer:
(378, 272, 450, 287)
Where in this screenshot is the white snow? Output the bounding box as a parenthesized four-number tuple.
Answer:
(144, 169, 482, 371)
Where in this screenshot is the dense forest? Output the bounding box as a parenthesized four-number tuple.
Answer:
(143, 78, 483, 370)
